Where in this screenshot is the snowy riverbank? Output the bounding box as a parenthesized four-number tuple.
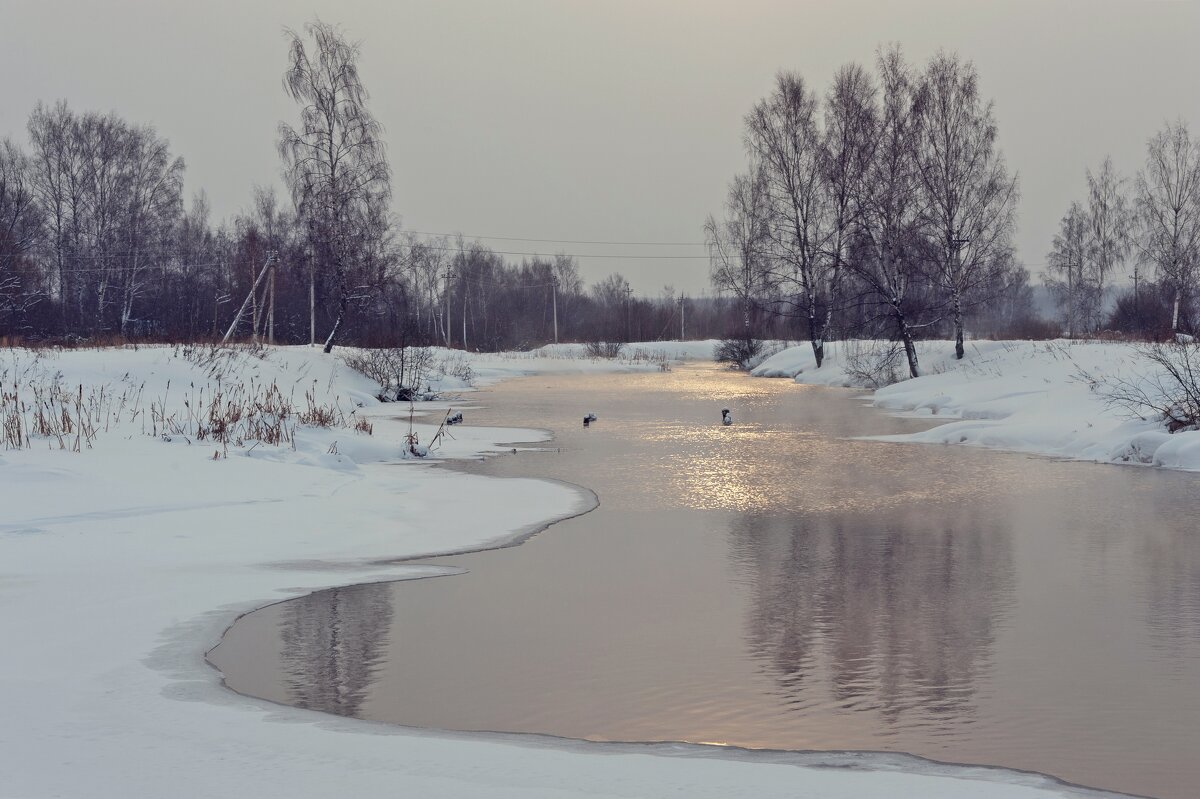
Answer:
(1, 342, 1131, 798)
(753, 338, 1200, 473)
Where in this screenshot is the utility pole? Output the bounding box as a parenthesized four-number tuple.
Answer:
(268, 256, 276, 346)
(443, 267, 454, 348)
(462, 275, 468, 351)
(552, 275, 559, 344)
(250, 256, 260, 339)
(223, 250, 276, 346)
(624, 285, 633, 342)
(308, 249, 315, 346)
(680, 294, 685, 341)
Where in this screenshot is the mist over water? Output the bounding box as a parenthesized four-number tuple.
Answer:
(211, 365, 1200, 799)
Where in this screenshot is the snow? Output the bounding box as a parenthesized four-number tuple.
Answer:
(0, 342, 1131, 798)
(753, 338, 1200, 472)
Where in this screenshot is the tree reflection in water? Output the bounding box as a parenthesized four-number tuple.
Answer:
(1140, 520, 1200, 661)
(280, 583, 393, 716)
(730, 504, 1014, 730)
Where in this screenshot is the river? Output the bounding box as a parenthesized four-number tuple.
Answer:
(209, 363, 1200, 798)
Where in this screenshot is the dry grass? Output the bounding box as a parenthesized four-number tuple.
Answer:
(2, 379, 127, 451)
(2, 346, 367, 455)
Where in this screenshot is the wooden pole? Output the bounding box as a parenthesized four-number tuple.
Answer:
(222, 251, 276, 345)
(444, 267, 453, 348)
(268, 259, 276, 345)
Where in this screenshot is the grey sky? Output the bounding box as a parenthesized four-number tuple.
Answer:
(3, 0, 1199, 295)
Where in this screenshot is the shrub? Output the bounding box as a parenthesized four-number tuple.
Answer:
(342, 347, 435, 401)
(842, 340, 904, 388)
(1091, 341, 1200, 432)
(714, 337, 761, 370)
(434, 351, 476, 387)
(584, 341, 626, 359)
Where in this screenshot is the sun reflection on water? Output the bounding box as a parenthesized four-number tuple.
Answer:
(633, 418, 990, 515)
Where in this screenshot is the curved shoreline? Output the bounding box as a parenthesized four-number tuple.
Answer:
(203, 461, 600, 678)
(17, 345, 1153, 798)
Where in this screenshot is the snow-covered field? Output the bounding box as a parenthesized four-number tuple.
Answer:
(0, 341, 1133, 798)
(753, 338, 1200, 473)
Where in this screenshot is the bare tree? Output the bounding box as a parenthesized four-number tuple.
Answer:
(850, 45, 928, 378)
(278, 18, 392, 353)
(397, 233, 447, 343)
(26, 101, 81, 324)
(0, 138, 44, 331)
(23, 104, 184, 335)
(1136, 120, 1200, 333)
(745, 72, 837, 366)
(915, 51, 1019, 359)
(175, 190, 218, 338)
(1046, 201, 1089, 337)
(118, 124, 184, 335)
(74, 111, 126, 329)
(551, 252, 581, 342)
(705, 168, 774, 344)
(590, 272, 632, 342)
(1084, 156, 1133, 331)
(821, 62, 876, 302)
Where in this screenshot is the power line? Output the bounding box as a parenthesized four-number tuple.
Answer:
(0, 241, 1061, 268)
(0, 249, 1062, 269)
(0, 242, 715, 262)
(389, 242, 713, 260)
(404, 230, 707, 247)
(6, 260, 230, 273)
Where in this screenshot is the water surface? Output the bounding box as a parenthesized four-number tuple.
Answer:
(210, 364, 1200, 798)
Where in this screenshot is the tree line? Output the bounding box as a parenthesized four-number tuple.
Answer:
(710, 45, 1200, 374)
(9, 26, 1188, 359)
(707, 46, 1027, 377)
(1048, 124, 1200, 339)
(0, 19, 746, 350)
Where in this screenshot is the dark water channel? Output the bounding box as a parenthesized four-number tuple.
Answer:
(210, 364, 1200, 798)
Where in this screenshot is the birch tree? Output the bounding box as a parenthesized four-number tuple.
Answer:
(745, 72, 836, 366)
(915, 52, 1019, 359)
(1046, 202, 1089, 337)
(24, 105, 183, 334)
(26, 102, 80, 322)
(278, 19, 392, 353)
(850, 46, 927, 378)
(0, 139, 43, 330)
(1136, 120, 1200, 333)
(118, 124, 184, 335)
(1083, 157, 1133, 331)
(705, 168, 774, 345)
(821, 63, 876, 294)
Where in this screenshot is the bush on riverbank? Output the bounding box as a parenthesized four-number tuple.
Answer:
(714, 337, 761, 369)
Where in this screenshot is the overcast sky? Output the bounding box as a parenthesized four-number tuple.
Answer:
(4, 0, 1200, 294)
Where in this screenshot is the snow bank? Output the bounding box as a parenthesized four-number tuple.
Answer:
(0, 343, 1130, 798)
(754, 339, 1200, 473)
